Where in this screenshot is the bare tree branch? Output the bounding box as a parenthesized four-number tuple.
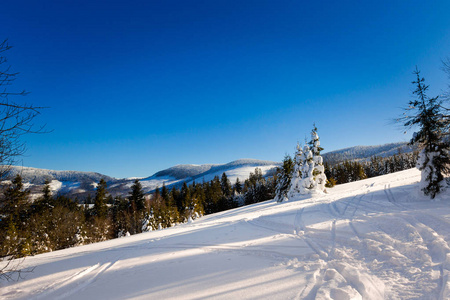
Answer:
(0, 39, 47, 280)
(0, 39, 48, 180)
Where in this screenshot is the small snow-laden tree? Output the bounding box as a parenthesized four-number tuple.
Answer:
(274, 154, 293, 202)
(300, 143, 314, 193)
(141, 208, 154, 233)
(297, 125, 327, 195)
(287, 144, 303, 199)
(401, 67, 450, 198)
(309, 125, 327, 192)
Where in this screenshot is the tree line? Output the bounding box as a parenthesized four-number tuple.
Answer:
(324, 151, 419, 185)
(0, 168, 277, 259)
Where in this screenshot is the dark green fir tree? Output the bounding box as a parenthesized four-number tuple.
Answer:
(402, 67, 450, 198)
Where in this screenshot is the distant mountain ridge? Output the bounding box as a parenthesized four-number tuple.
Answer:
(5, 166, 116, 184)
(133, 159, 280, 196)
(322, 142, 417, 165)
(150, 164, 216, 180)
(2, 142, 416, 200)
(3, 159, 280, 200)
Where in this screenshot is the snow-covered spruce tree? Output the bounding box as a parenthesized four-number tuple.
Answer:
(402, 68, 450, 198)
(300, 143, 314, 193)
(287, 144, 304, 199)
(298, 125, 327, 194)
(274, 155, 294, 202)
(309, 125, 327, 192)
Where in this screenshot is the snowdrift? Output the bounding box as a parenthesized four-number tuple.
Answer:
(1, 168, 450, 299)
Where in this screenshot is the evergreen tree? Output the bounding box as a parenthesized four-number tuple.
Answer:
(274, 154, 293, 202)
(112, 196, 132, 237)
(129, 179, 146, 234)
(300, 143, 314, 191)
(154, 185, 160, 198)
(244, 168, 272, 205)
(1, 174, 30, 224)
(93, 179, 108, 218)
(0, 174, 30, 258)
(170, 186, 181, 212)
(130, 179, 146, 212)
(220, 172, 232, 197)
(234, 178, 242, 194)
(287, 144, 303, 199)
(41, 179, 52, 205)
(310, 125, 327, 192)
(297, 125, 327, 194)
(402, 68, 450, 198)
(161, 182, 170, 206)
(180, 182, 190, 215)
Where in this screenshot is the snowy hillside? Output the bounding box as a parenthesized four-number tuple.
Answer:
(2, 166, 117, 198)
(113, 159, 279, 194)
(322, 142, 417, 165)
(2, 168, 449, 299)
(4, 166, 117, 184)
(3, 159, 279, 199)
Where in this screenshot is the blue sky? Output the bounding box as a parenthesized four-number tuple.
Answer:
(2, 1, 450, 178)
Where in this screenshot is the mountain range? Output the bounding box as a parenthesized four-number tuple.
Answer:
(3, 142, 416, 200)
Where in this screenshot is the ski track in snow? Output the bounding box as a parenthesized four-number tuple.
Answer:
(1, 169, 450, 299)
(30, 260, 118, 300)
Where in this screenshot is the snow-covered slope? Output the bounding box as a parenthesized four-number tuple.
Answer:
(323, 142, 417, 164)
(2, 166, 117, 198)
(112, 159, 279, 195)
(5, 166, 116, 184)
(3, 159, 279, 199)
(2, 168, 449, 299)
(143, 159, 279, 189)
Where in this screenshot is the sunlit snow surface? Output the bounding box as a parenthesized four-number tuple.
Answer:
(2, 169, 450, 299)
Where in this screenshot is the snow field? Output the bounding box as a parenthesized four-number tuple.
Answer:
(1, 168, 450, 299)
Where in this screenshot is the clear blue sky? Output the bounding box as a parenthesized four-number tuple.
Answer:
(2, 1, 450, 178)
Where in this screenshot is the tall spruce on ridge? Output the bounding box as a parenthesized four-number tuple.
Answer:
(402, 68, 450, 198)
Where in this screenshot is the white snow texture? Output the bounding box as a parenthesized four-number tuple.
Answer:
(1, 168, 450, 299)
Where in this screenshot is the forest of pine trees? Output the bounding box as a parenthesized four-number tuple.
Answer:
(0, 168, 278, 258)
(324, 151, 419, 185)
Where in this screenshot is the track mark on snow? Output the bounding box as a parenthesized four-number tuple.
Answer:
(32, 260, 118, 300)
(384, 184, 408, 210)
(330, 220, 336, 259)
